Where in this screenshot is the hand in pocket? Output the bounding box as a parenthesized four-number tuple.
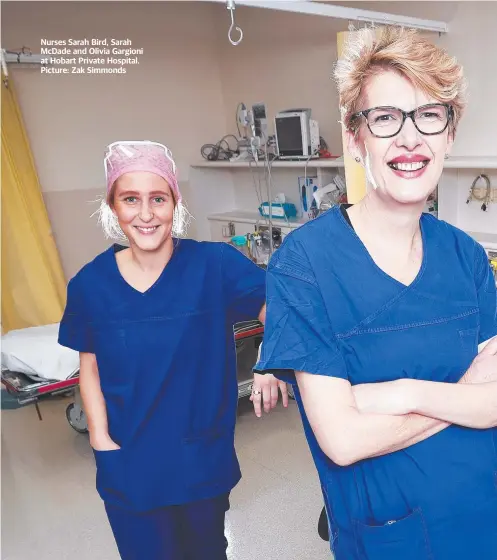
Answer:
(91, 433, 121, 451)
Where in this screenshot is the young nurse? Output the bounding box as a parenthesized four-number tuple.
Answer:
(58, 141, 286, 559)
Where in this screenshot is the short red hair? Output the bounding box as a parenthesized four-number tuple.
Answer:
(334, 26, 467, 134)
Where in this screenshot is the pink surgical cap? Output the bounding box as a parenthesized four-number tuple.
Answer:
(104, 141, 182, 203)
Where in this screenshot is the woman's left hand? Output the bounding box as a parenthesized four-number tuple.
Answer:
(353, 379, 414, 416)
(251, 373, 289, 418)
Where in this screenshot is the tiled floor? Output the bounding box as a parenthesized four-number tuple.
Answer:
(1, 395, 332, 560)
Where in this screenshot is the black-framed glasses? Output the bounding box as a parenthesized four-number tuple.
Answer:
(351, 103, 453, 138)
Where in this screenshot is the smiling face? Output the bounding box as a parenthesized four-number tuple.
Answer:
(111, 171, 175, 252)
(348, 70, 454, 206)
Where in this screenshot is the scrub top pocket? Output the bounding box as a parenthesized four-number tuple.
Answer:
(93, 448, 127, 506)
(354, 509, 433, 560)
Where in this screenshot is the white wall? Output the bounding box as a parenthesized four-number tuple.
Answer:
(2, 1, 229, 278)
(3, 2, 229, 191)
(435, 2, 497, 157)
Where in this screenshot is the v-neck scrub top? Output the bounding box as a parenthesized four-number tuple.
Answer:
(256, 206, 497, 560)
(59, 239, 266, 512)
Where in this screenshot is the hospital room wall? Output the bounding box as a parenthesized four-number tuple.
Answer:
(3, 2, 497, 282)
(216, 1, 497, 236)
(439, 169, 497, 236)
(1, 1, 231, 280)
(217, 1, 497, 160)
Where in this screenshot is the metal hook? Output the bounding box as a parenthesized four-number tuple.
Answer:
(226, 0, 243, 46)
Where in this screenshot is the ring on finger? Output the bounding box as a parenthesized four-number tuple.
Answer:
(252, 387, 262, 396)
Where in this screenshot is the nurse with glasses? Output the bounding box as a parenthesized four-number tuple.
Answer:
(255, 28, 497, 560)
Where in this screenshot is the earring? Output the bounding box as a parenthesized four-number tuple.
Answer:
(444, 154, 449, 160)
(355, 157, 361, 163)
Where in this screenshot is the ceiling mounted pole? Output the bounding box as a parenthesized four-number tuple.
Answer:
(209, 0, 448, 34)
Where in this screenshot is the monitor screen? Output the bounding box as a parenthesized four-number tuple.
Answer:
(275, 116, 304, 157)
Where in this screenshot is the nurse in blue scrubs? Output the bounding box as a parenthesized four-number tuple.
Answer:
(255, 27, 497, 560)
(58, 140, 286, 559)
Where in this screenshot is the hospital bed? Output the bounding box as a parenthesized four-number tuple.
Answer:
(2, 368, 84, 427)
(1, 321, 266, 434)
(234, 320, 264, 398)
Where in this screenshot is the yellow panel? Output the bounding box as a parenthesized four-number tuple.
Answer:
(1, 73, 66, 333)
(337, 31, 367, 204)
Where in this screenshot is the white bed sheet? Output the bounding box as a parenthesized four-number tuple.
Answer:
(1, 323, 79, 382)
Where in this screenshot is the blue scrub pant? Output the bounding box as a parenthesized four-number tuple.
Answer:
(105, 493, 230, 560)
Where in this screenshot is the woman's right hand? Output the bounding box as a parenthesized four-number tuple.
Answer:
(90, 433, 121, 451)
(465, 336, 497, 384)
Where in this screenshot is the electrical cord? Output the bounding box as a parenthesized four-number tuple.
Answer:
(201, 134, 240, 161)
(248, 130, 271, 219)
(466, 174, 491, 211)
(202, 102, 248, 161)
(249, 159, 267, 216)
(247, 134, 277, 257)
(264, 148, 274, 254)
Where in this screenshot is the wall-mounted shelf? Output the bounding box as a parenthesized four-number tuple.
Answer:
(190, 155, 497, 242)
(192, 158, 345, 169)
(444, 156, 497, 169)
(466, 231, 497, 250)
(208, 209, 306, 229)
(192, 156, 497, 170)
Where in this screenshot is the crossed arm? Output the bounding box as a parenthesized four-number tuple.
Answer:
(296, 337, 497, 467)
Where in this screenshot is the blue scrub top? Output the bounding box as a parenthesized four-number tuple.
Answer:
(256, 206, 497, 560)
(59, 239, 265, 512)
